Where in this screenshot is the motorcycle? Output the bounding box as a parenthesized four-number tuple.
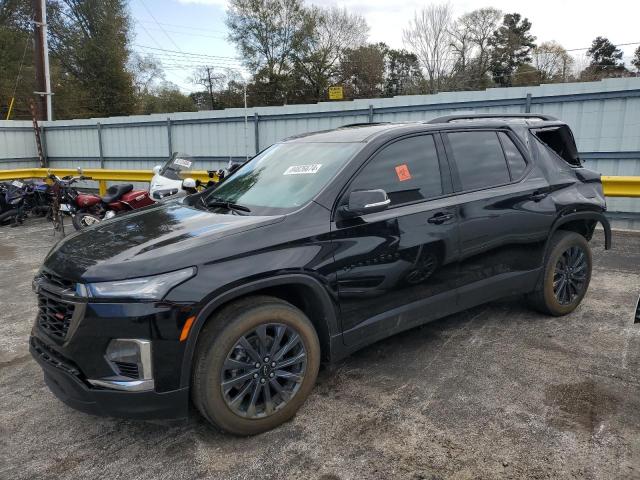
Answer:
(150, 153, 244, 202)
(48, 170, 155, 230)
(0, 180, 28, 226)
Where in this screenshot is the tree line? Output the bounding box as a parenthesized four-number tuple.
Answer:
(1, 0, 639, 120)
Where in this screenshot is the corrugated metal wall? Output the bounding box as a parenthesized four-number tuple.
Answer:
(1, 77, 639, 226)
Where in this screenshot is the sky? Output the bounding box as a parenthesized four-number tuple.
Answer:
(129, 0, 640, 93)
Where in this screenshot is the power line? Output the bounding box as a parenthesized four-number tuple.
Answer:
(137, 0, 184, 54)
(565, 41, 640, 52)
(134, 44, 242, 62)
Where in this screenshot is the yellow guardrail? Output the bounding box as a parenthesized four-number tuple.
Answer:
(0, 168, 638, 198)
(601, 176, 640, 198)
(0, 168, 216, 195)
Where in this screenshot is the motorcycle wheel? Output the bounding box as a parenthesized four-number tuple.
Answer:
(0, 209, 18, 226)
(72, 212, 102, 230)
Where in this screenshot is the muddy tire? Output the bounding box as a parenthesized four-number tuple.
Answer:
(192, 295, 320, 436)
(72, 212, 102, 230)
(527, 231, 592, 316)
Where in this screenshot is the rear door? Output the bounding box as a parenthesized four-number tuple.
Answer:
(331, 133, 461, 347)
(442, 128, 557, 302)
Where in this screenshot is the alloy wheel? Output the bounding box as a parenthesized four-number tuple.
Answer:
(220, 323, 307, 419)
(553, 245, 588, 305)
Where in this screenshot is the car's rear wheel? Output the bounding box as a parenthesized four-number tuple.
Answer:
(192, 296, 320, 435)
(528, 231, 592, 316)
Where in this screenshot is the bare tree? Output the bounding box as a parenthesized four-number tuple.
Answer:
(460, 8, 502, 83)
(402, 3, 454, 94)
(532, 41, 573, 82)
(191, 66, 229, 110)
(449, 18, 474, 74)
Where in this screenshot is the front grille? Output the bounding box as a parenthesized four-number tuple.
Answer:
(30, 337, 82, 378)
(40, 271, 75, 290)
(37, 294, 75, 340)
(113, 361, 140, 379)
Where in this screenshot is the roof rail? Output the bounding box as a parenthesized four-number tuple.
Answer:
(339, 122, 391, 128)
(426, 113, 558, 124)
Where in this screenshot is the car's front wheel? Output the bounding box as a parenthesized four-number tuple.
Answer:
(192, 296, 320, 435)
(528, 231, 593, 316)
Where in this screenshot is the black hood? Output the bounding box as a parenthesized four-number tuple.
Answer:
(44, 202, 284, 282)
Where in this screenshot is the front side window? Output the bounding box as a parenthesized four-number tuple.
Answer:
(446, 131, 510, 191)
(204, 142, 361, 214)
(349, 135, 443, 207)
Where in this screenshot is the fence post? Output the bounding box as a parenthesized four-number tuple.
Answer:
(525, 93, 532, 113)
(368, 105, 374, 123)
(96, 122, 107, 194)
(40, 126, 48, 168)
(97, 122, 104, 168)
(167, 118, 173, 156)
(253, 113, 260, 154)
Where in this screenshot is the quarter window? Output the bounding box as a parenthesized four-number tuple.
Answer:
(447, 131, 510, 191)
(349, 135, 443, 206)
(498, 132, 527, 180)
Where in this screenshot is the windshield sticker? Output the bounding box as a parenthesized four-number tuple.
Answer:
(174, 158, 192, 168)
(395, 164, 412, 182)
(283, 164, 322, 175)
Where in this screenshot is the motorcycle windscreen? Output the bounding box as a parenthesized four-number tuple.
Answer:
(159, 152, 194, 180)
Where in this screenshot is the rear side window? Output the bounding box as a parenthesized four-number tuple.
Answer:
(498, 132, 527, 180)
(349, 135, 442, 206)
(446, 131, 510, 191)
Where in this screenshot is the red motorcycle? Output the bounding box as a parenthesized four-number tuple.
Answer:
(48, 171, 155, 230)
(73, 183, 155, 229)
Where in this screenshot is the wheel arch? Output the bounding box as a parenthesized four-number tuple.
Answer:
(549, 211, 611, 250)
(179, 274, 340, 388)
(531, 211, 610, 292)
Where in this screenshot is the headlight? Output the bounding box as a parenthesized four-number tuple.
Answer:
(86, 267, 195, 300)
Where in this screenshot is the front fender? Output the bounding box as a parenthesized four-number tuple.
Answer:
(178, 273, 339, 388)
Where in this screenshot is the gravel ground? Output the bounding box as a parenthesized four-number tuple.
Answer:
(1, 218, 639, 480)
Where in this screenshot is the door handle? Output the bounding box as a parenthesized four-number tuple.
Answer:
(427, 212, 454, 224)
(530, 191, 548, 202)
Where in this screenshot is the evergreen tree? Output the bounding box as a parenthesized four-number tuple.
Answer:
(48, 0, 137, 117)
(489, 13, 536, 86)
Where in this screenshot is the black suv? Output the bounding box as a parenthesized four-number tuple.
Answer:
(30, 114, 611, 435)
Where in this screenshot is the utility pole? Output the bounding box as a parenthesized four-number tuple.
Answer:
(33, 0, 53, 121)
(206, 67, 215, 110)
(243, 83, 248, 161)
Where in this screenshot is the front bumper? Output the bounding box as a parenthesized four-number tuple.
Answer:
(30, 336, 190, 420)
(29, 270, 197, 421)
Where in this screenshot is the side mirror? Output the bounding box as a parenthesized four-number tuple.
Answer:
(152, 165, 161, 175)
(76, 167, 83, 175)
(343, 189, 390, 217)
(182, 178, 196, 190)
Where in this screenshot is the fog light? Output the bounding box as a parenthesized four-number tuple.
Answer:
(88, 339, 154, 392)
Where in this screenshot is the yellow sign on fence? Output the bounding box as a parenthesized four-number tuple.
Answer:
(328, 86, 343, 100)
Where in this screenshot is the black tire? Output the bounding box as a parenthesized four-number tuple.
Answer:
(72, 212, 102, 230)
(527, 231, 592, 316)
(192, 295, 321, 435)
(0, 209, 18, 226)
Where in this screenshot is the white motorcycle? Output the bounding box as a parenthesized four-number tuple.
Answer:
(150, 154, 245, 202)
(150, 153, 198, 202)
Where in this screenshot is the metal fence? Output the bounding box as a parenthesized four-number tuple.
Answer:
(1, 77, 640, 226)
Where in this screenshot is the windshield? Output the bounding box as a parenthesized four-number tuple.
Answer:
(159, 152, 194, 180)
(203, 142, 361, 215)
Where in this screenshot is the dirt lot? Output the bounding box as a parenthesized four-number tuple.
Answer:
(1, 218, 639, 480)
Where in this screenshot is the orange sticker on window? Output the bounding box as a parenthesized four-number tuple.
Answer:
(395, 164, 412, 181)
